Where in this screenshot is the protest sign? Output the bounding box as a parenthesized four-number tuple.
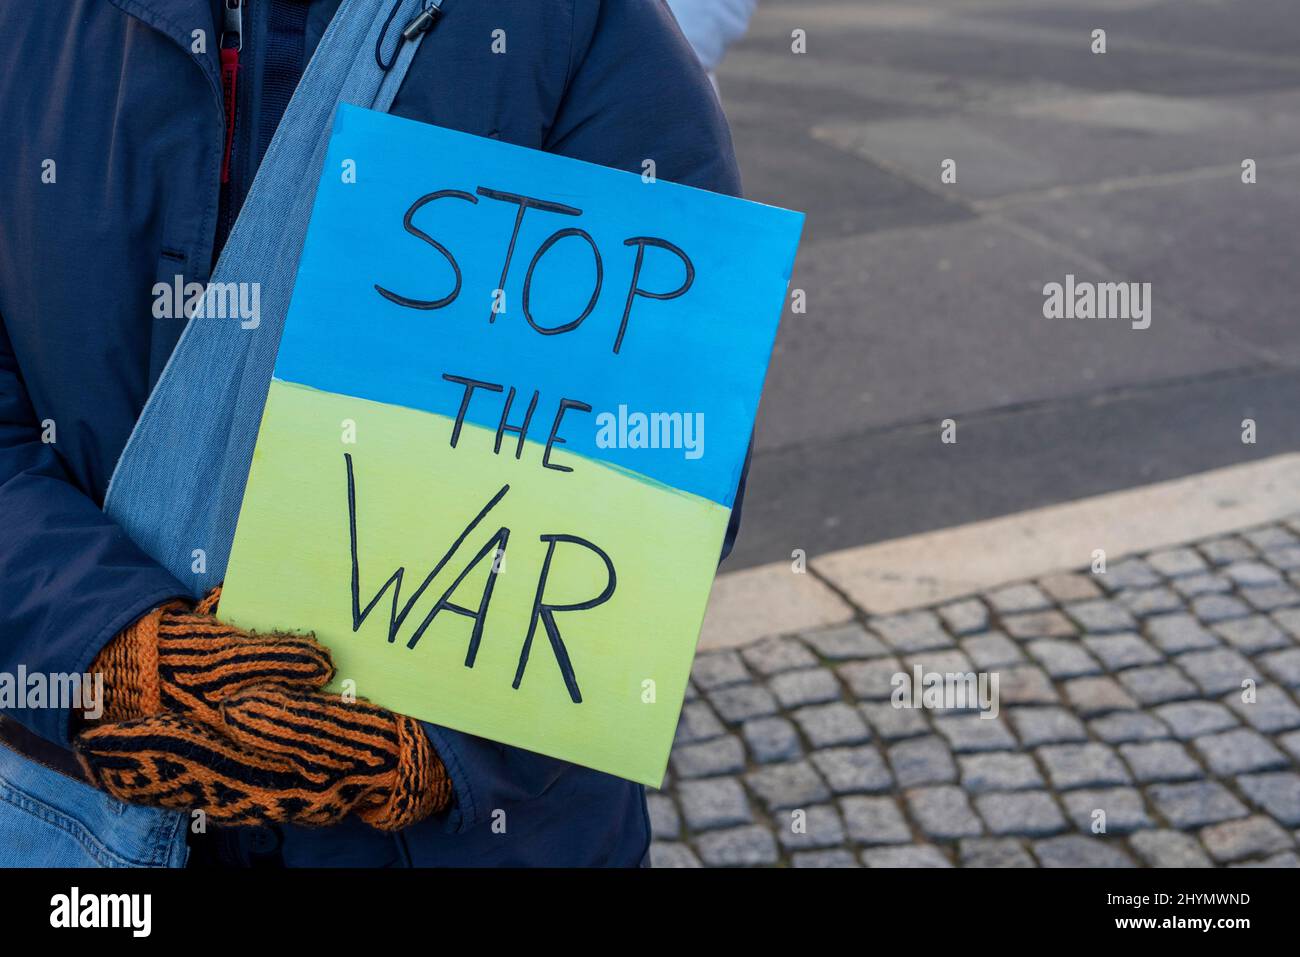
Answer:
(220, 104, 803, 785)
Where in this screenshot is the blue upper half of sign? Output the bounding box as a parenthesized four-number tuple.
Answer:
(274, 104, 804, 507)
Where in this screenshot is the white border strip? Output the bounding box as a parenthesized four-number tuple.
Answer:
(699, 453, 1300, 650)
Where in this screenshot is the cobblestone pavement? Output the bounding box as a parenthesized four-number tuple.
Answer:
(652, 522, 1300, 867)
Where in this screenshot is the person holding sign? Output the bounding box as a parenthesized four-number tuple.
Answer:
(0, 0, 754, 868)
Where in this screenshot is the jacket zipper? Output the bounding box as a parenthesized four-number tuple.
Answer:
(215, 0, 245, 260)
(212, 0, 439, 261)
(219, 0, 243, 185)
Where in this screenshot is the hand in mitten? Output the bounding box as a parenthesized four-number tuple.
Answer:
(90, 588, 334, 727)
(76, 686, 449, 830)
(79, 590, 450, 830)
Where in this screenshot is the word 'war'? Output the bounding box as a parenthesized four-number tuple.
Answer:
(345, 454, 615, 704)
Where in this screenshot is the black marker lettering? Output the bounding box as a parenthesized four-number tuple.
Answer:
(442, 373, 503, 448)
(476, 187, 582, 324)
(347, 452, 509, 643)
(374, 189, 477, 309)
(615, 236, 694, 354)
(542, 398, 592, 473)
(495, 386, 540, 459)
(405, 527, 511, 657)
(522, 228, 603, 335)
(513, 533, 617, 703)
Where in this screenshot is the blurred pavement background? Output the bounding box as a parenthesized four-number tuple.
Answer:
(716, 0, 1300, 570)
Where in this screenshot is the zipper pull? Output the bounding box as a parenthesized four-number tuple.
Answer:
(219, 0, 243, 185)
(402, 1, 444, 42)
(378, 0, 443, 71)
(221, 0, 243, 51)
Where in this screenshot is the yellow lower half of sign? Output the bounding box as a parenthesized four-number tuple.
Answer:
(221, 378, 731, 787)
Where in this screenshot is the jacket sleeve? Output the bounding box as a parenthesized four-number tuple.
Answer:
(548, 0, 744, 198)
(422, 0, 752, 832)
(0, 314, 189, 744)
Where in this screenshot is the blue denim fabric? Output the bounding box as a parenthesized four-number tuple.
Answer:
(0, 742, 189, 868)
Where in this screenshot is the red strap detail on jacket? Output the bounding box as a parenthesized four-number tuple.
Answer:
(220, 47, 240, 184)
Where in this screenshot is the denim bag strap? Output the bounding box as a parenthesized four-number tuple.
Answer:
(105, 0, 434, 596)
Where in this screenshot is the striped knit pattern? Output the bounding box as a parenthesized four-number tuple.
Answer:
(92, 587, 335, 725)
(76, 692, 448, 830)
(221, 686, 449, 830)
(80, 589, 450, 830)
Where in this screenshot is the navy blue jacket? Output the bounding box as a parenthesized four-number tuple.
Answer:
(0, 0, 743, 866)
